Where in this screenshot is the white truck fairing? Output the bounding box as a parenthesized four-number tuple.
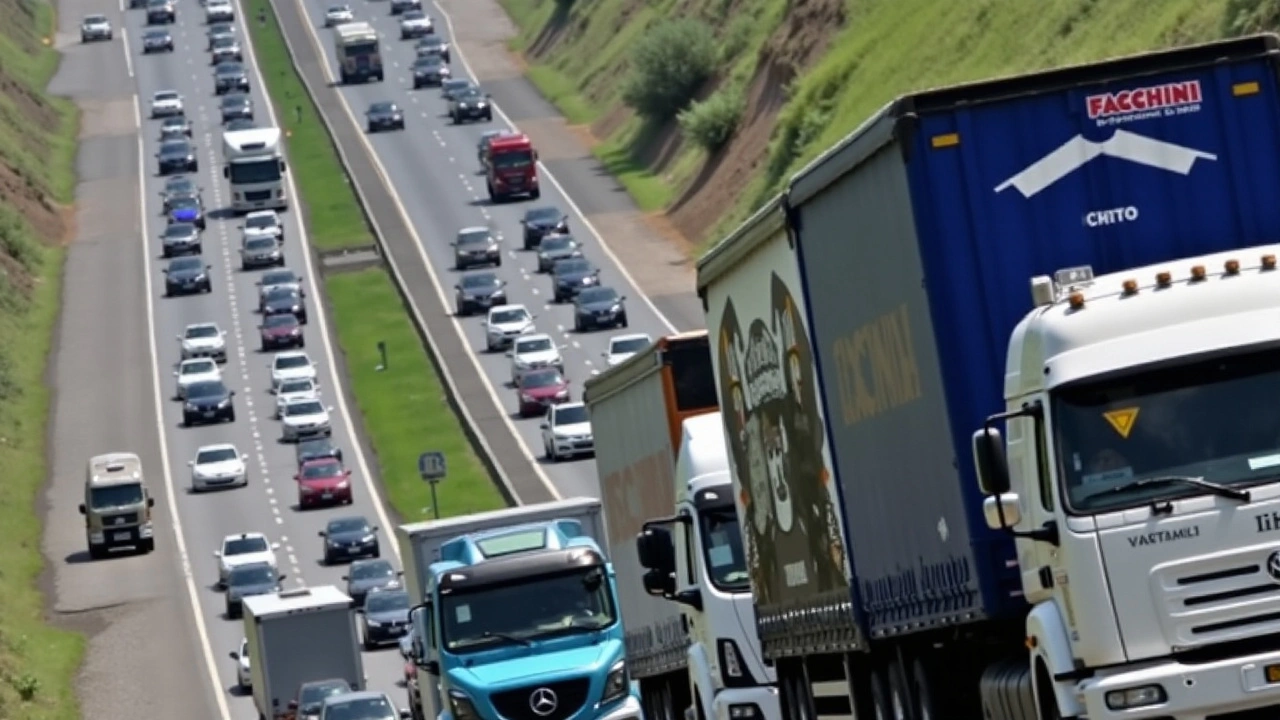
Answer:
(222, 127, 287, 212)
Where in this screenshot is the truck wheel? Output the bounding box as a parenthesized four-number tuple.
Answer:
(140, 538, 156, 553)
(88, 545, 105, 561)
(911, 658, 941, 720)
(869, 669, 893, 720)
(887, 660, 916, 720)
(531, 188, 541, 199)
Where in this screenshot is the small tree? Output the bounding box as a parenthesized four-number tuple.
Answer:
(678, 85, 744, 152)
(622, 19, 718, 121)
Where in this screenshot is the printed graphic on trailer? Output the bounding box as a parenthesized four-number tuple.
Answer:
(713, 268, 847, 606)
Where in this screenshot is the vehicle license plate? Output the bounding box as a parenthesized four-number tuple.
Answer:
(322, 492, 333, 500)
(203, 411, 216, 418)
(113, 531, 131, 542)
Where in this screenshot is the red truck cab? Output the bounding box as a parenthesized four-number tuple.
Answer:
(485, 132, 539, 201)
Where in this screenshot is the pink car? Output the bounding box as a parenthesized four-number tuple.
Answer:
(515, 368, 570, 418)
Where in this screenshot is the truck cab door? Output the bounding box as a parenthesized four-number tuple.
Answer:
(1007, 412, 1059, 606)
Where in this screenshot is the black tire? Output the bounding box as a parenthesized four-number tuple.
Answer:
(494, 256, 502, 267)
(195, 244, 203, 254)
(227, 409, 236, 423)
(298, 338, 306, 348)
(88, 545, 106, 560)
(182, 413, 193, 426)
(141, 538, 156, 553)
(531, 188, 541, 199)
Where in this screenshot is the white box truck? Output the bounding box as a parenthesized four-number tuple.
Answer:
(243, 586, 364, 720)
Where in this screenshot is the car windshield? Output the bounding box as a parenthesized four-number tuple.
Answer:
(541, 236, 573, 252)
(611, 336, 649, 354)
(460, 274, 498, 289)
(422, 36, 445, 48)
(170, 257, 202, 271)
(226, 119, 255, 130)
(180, 360, 216, 376)
(262, 270, 297, 286)
(217, 63, 243, 75)
(164, 224, 196, 238)
(517, 338, 553, 354)
(458, 90, 484, 102)
(404, 9, 424, 18)
(162, 117, 185, 127)
(246, 214, 276, 229)
(578, 288, 618, 304)
(186, 381, 225, 399)
(224, 536, 268, 555)
(328, 5, 349, 12)
(154, 91, 179, 102)
(279, 378, 313, 394)
(229, 564, 276, 586)
(170, 197, 199, 209)
(525, 207, 560, 223)
(365, 590, 410, 614)
(166, 178, 195, 192)
(185, 325, 218, 339)
(265, 315, 298, 329)
(699, 505, 749, 591)
(351, 561, 395, 580)
(327, 517, 368, 534)
(85, 14, 108, 22)
(302, 460, 342, 478)
(490, 309, 527, 324)
(458, 229, 489, 245)
(246, 237, 275, 250)
(286, 400, 324, 416)
(222, 95, 249, 107)
(299, 439, 334, 456)
(520, 371, 563, 389)
(197, 447, 238, 464)
(266, 289, 300, 303)
(415, 56, 442, 68)
(214, 37, 235, 48)
(443, 80, 470, 93)
(441, 566, 616, 652)
(554, 405, 588, 425)
(555, 259, 589, 274)
(1057, 348, 1280, 513)
(275, 355, 309, 370)
(370, 102, 396, 114)
(146, 30, 168, 40)
(299, 682, 350, 712)
(89, 483, 144, 509)
(160, 142, 189, 155)
(322, 697, 395, 720)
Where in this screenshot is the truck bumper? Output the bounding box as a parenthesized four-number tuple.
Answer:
(712, 686, 780, 720)
(595, 693, 644, 720)
(1082, 649, 1280, 718)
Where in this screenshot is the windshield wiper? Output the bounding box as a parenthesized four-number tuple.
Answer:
(481, 631, 532, 646)
(1084, 475, 1251, 504)
(531, 619, 609, 640)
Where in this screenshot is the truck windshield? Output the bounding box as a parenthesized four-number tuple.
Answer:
(1056, 348, 1280, 513)
(699, 505, 749, 591)
(492, 150, 533, 169)
(441, 568, 617, 652)
(344, 41, 378, 57)
(228, 158, 281, 184)
(89, 483, 144, 509)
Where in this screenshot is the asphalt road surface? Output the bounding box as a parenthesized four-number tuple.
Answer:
(287, 0, 690, 500)
(107, 0, 409, 715)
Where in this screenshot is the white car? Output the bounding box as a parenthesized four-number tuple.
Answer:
(80, 14, 113, 42)
(603, 333, 652, 367)
(150, 89, 184, 118)
(275, 377, 320, 418)
(483, 304, 535, 352)
(280, 398, 334, 442)
(270, 351, 317, 391)
(541, 402, 594, 462)
(325, 4, 355, 26)
(399, 9, 432, 37)
(174, 358, 222, 400)
(178, 322, 228, 362)
(231, 637, 251, 690)
(214, 532, 279, 587)
(189, 443, 249, 492)
(508, 333, 564, 384)
(242, 209, 284, 242)
(205, 0, 235, 22)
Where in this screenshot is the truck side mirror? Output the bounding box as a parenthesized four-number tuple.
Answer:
(635, 525, 675, 573)
(222, 167, 229, 179)
(148, 497, 156, 508)
(78, 503, 86, 515)
(641, 569, 674, 597)
(422, 660, 440, 675)
(972, 427, 1010, 495)
(228, 651, 238, 660)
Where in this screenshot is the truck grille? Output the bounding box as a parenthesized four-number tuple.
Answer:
(246, 190, 272, 201)
(490, 678, 589, 720)
(1156, 546, 1280, 647)
(107, 512, 139, 526)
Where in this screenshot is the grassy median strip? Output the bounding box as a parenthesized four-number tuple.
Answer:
(242, 0, 506, 518)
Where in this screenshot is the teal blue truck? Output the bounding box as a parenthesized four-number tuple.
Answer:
(397, 497, 644, 720)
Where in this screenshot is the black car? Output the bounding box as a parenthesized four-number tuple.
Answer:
(220, 93, 253, 123)
(410, 55, 449, 89)
(535, 233, 583, 272)
(573, 286, 628, 332)
(454, 271, 507, 316)
(359, 588, 411, 649)
(182, 379, 236, 425)
(389, 0, 419, 15)
(262, 287, 308, 324)
(343, 559, 402, 606)
(452, 227, 500, 270)
(161, 222, 201, 258)
(146, 0, 175, 24)
(550, 257, 600, 303)
(224, 562, 284, 619)
(161, 115, 192, 138)
(168, 196, 206, 230)
(448, 88, 492, 125)
(224, 118, 256, 131)
(415, 34, 449, 63)
(297, 437, 343, 467)
(156, 140, 197, 175)
(319, 516, 380, 565)
(142, 28, 174, 53)
(214, 62, 250, 95)
(440, 78, 473, 101)
(291, 680, 353, 720)
(163, 256, 212, 296)
(520, 206, 568, 249)
(160, 176, 199, 212)
(365, 101, 405, 132)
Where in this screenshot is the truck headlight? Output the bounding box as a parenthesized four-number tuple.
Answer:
(601, 660, 628, 704)
(448, 690, 480, 720)
(728, 705, 762, 719)
(1104, 685, 1166, 711)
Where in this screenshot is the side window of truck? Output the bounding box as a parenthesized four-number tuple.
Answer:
(679, 521, 696, 585)
(1033, 417, 1054, 512)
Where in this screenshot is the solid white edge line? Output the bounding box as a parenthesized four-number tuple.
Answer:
(132, 79, 234, 720)
(283, 0, 561, 501)
(429, 0, 678, 335)
(231, 0, 409, 560)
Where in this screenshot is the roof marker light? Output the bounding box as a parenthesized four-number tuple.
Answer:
(1190, 265, 1207, 282)
(1121, 279, 1139, 296)
(1224, 259, 1241, 276)
(1155, 271, 1173, 288)
(1067, 292, 1085, 310)
(1263, 254, 1277, 271)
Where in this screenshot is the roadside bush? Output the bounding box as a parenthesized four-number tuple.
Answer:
(0, 208, 40, 272)
(679, 85, 744, 152)
(1222, 0, 1280, 36)
(622, 19, 717, 121)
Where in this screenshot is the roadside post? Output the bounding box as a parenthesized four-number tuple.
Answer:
(417, 451, 446, 519)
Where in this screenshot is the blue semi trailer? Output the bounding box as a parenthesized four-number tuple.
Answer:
(695, 34, 1280, 720)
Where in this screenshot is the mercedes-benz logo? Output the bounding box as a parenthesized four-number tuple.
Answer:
(1267, 550, 1280, 582)
(529, 687, 558, 717)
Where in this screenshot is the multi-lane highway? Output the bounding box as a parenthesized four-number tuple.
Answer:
(282, 0, 688, 499)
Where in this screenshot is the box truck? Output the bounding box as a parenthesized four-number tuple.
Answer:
(396, 499, 642, 720)
(242, 586, 364, 720)
(585, 332, 780, 720)
(695, 34, 1280, 720)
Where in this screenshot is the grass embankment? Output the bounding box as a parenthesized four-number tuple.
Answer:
(243, 0, 505, 519)
(0, 0, 84, 716)
(498, 0, 1265, 249)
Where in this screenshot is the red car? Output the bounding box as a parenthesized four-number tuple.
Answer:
(259, 313, 305, 350)
(515, 368, 570, 418)
(296, 457, 353, 509)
